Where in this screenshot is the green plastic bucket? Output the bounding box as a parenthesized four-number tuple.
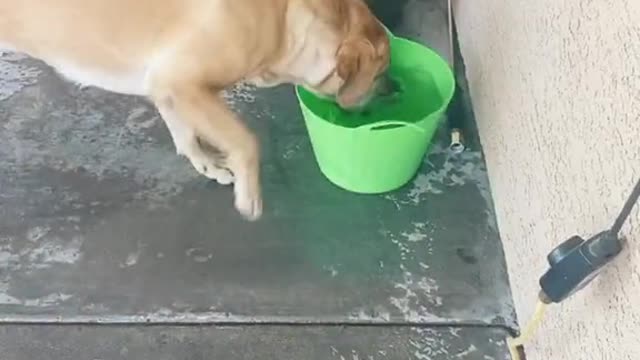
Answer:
(295, 34, 455, 193)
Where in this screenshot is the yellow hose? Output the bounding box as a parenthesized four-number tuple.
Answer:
(508, 299, 548, 360)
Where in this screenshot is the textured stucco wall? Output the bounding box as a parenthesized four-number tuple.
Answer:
(454, 0, 640, 359)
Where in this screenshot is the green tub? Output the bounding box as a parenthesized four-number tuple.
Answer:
(296, 33, 455, 194)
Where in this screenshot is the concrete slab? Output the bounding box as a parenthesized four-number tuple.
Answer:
(0, 325, 511, 360)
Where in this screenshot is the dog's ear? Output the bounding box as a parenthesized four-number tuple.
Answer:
(335, 0, 389, 108)
(336, 39, 376, 108)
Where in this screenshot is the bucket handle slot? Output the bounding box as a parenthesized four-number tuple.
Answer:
(359, 121, 424, 133)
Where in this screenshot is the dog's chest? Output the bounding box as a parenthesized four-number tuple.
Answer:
(48, 59, 148, 96)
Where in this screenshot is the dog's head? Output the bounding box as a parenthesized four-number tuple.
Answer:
(293, 0, 390, 109)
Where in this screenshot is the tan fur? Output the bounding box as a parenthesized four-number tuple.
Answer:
(0, 0, 389, 220)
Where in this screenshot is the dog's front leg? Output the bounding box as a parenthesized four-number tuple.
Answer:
(149, 79, 262, 221)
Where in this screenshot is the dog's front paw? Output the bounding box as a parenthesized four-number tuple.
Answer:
(234, 180, 262, 221)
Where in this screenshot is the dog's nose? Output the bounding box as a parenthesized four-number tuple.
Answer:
(375, 74, 401, 97)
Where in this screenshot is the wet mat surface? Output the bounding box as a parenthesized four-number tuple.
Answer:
(0, 1, 513, 328)
(0, 54, 513, 327)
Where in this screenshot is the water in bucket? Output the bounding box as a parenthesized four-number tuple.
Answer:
(299, 65, 444, 129)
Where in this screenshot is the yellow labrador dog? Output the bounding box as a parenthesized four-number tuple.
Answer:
(0, 0, 390, 220)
